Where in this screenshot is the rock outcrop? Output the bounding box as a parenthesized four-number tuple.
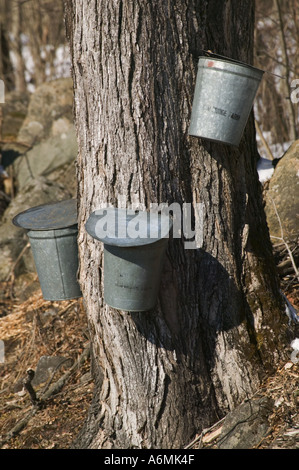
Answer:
(263, 141, 299, 277)
(264, 141, 299, 241)
(0, 78, 77, 281)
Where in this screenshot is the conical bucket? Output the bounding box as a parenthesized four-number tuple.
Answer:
(13, 199, 82, 301)
(189, 54, 264, 146)
(85, 208, 172, 312)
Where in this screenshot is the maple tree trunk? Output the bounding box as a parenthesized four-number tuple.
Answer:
(64, 0, 289, 449)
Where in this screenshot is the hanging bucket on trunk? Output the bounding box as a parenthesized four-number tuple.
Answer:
(188, 53, 264, 146)
(13, 199, 82, 301)
(85, 208, 172, 312)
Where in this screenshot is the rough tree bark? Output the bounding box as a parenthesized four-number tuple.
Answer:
(64, 0, 290, 449)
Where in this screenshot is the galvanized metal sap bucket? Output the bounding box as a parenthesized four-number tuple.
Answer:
(13, 199, 82, 301)
(189, 52, 264, 146)
(85, 208, 172, 312)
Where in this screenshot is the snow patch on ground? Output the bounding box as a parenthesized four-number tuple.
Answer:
(256, 130, 292, 183)
(257, 157, 274, 183)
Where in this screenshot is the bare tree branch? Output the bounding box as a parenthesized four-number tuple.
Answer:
(255, 119, 275, 160)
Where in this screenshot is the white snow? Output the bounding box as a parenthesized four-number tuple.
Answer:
(291, 338, 299, 364)
(256, 139, 292, 183)
(257, 157, 274, 183)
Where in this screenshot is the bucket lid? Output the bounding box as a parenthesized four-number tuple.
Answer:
(85, 207, 172, 247)
(12, 199, 77, 230)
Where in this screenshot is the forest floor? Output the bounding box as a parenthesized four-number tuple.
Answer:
(0, 273, 298, 450)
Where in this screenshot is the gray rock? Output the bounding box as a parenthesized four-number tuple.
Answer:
(264, 141, 299, 240)
(17, 77, 74, 146)
(217, 397, 274, 449)
(14, 126, 77, 189)
(0, 78, 78, 283)
(39, 307, 58, 323)
(1, 90, 30, 141)
(14, 355, 73, 394)
(31, 355, 73, 386)
(10, 77, 78, 190)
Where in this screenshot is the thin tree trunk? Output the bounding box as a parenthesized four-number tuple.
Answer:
(64, 0, 289, 449)
(22, 0, 46, 86)
(0, 0, 15, 91)
(9, 0, 27, 94)
(274, 0, 298, 141)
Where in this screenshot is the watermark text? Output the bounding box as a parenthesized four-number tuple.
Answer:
(291, 79, 299, 104)
(93, 198, 204, 249)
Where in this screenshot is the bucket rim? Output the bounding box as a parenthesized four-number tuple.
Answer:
(198, 50, 264, 75)
(12, 198, 78, 231)
(85, 207, 173, 247)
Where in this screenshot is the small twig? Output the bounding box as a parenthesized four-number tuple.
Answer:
(0, 189, 11, 202)
(0, 140, 32, 149)
(0, 345, 90, 448)
(269, 196, 299, 282)
(207, 411, 262, 449)
(41, 357, 74, 396)
(23, 368, 41, 408)
(24, 152, 34, 179)
(0, 403, 24, 412)
(255, 120, 275, 161)
(271, 235, 299, 281)
(184, 417, 226, 449)
(57, 301, 78, 318)
(0, 409, 38, 447)
(258, 49, 297, 75)
(5, 242, 30, 282)
(41, 346, 90, 400)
